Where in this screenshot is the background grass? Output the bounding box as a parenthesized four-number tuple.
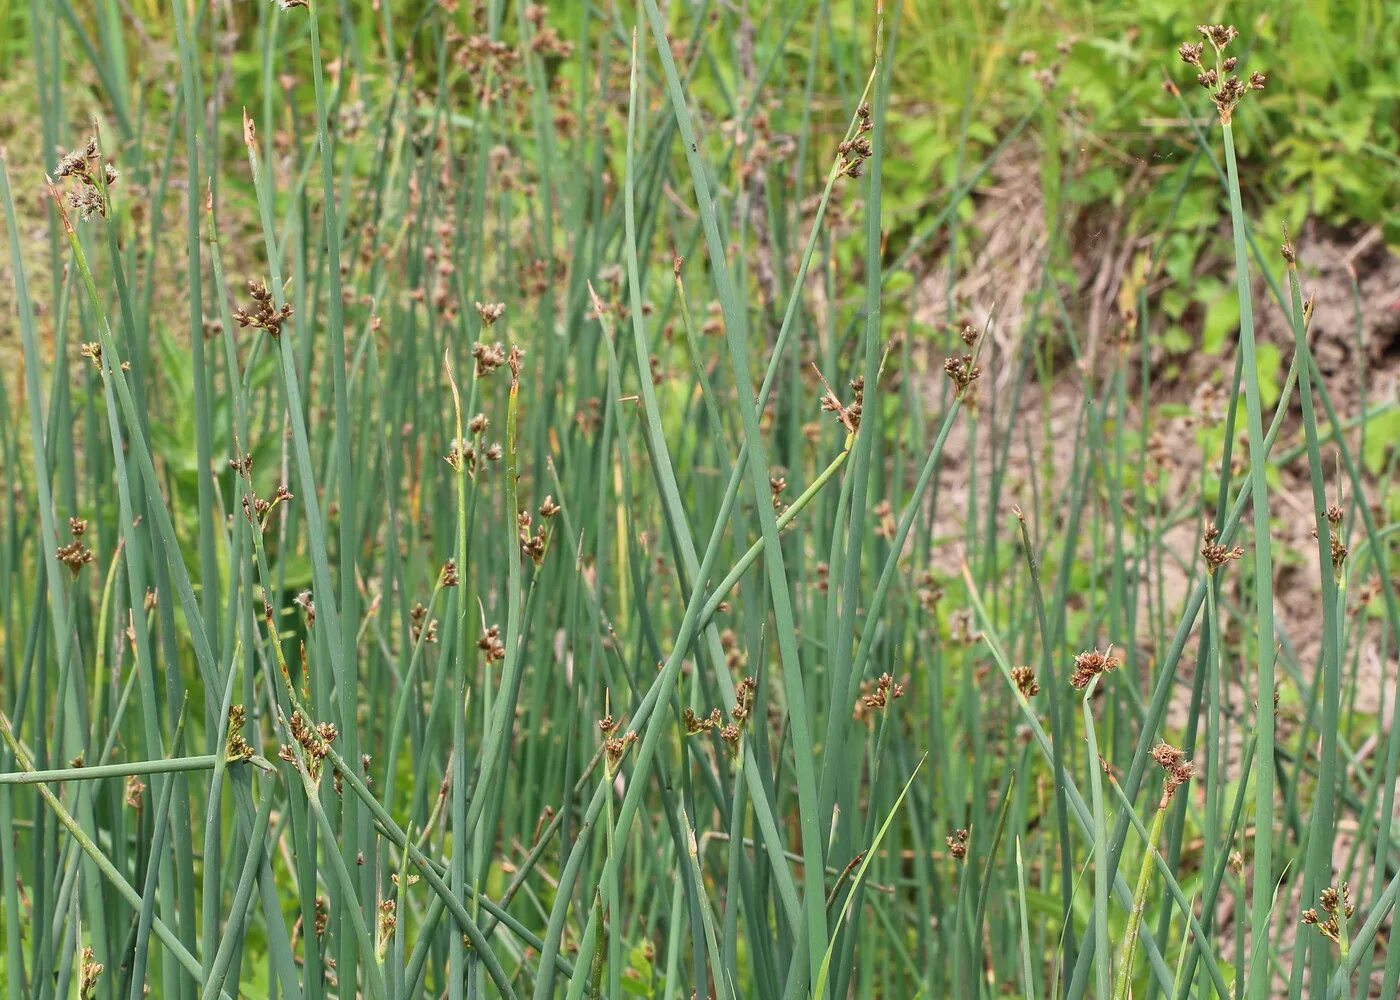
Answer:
(1, 1, 1397, 998)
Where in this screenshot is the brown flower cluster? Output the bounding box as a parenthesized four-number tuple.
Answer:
(1070, 647, 1121, 690)
(1311, 504, 1348, 576)
(819, 373, 864, 434)
(947, 828, 969, 861)
(683, 678, 756, 756)
(78, 340, 130, 374)
(944, 353, 981, 395)
(917, 571, 943, 612)
(124, 773, 145, 810)
(1178, 25, 1265, 124)
(1012, 665, 1039, 698)
(233, 279, 293, 338)
(837, 103, 875, 179)
(477, 623, 505, 663)
(475, 301, 506, 326)
(54, 136, 117, 222)
(770, 475, 788, 515)
(241, 484, 293, 525)
(518, 509, 548, 567)
(1201, 522, 1244, 571)
(278, 709, 338, 779)
(79, 947, 103, 1000)
(314, 895, 329, 940)
(1302, 882, 1353, 945)
(410, 603, 438, 644)
(56, 516, 94, 576)
(377, 898, 397, 955)
(599, 714, 638, 772)
(862, 673, 906, 712)
(294, 590, 316, 628)
(472, 341, 508, 377)
(1151, 742, 1195, 805)
(225, 705, 255, 762)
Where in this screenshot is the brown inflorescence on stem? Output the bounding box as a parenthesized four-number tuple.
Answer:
(943, 353, 981, 395)
(475, 301, 505, 326)
(1070, 647, 1121, 689)
(836, 103, 875, 179)
(472, 341, 507, 377)
(79, 948, 103, 1000)
(1201, 522, 1244, 571)
(225, 705, 256, 762)
(1151, 741, 1195, 804)
(53, 135, 115, 223)
(278, 709, 338, 779)
(1302, 882, 1353, 944)
(410, 603, 438, 644)
(1011, 665, 1039, 698)
(947, 828, 969, 861)
(477, 624, 505, 663)
(1176, 23, 1264, 124)
(233, 279, 293, 337)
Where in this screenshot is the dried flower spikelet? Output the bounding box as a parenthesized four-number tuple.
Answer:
(1011, 665, 1040, 698)
(232, 278, 293, 337)
(409, 603, 439, 644)
(815, 366, 864, 434)
(1201, 522, 1244, 571)
(475, 301, 506, 326)
(225, 704, 255, 762)
(471, 341, 507, 377)
(54, 135, 113, 222)
(442, 558, 459, 587)
(731, 676, 757, 723)
(79, 947, 103, 1000)
(56, 539, 95, 576)
(683, 707, 724, 735)
(770, 475, 788, 513)
(1177, 24, 1263, 124)
(861, 673, 906, 713)
(124, 773, 146, 810)
(293, 589, 316, 628)
(282, 709, 336, 778)
(517, 508, 548, 566)
(1303, 882, 1353, 944)
(477, 624, 506, 663)
(376, 897, 397, 955)
(1070, 647, 1121, 689)
(1151, 742, 1195, 803)
(946, 828, 969, 861)
(943, 354, 981, 394)
(604, 730, 638, 771)
(538, 495, 561, 519)
(837, 103, 875, 178)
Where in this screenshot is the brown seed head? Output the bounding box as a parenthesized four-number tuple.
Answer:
(1070, 647, 1121, 689)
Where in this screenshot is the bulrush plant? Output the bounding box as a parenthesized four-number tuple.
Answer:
(1, 5, 1397, 1000)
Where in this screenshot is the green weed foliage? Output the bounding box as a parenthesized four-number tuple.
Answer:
(1, 3, 1397, 998)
